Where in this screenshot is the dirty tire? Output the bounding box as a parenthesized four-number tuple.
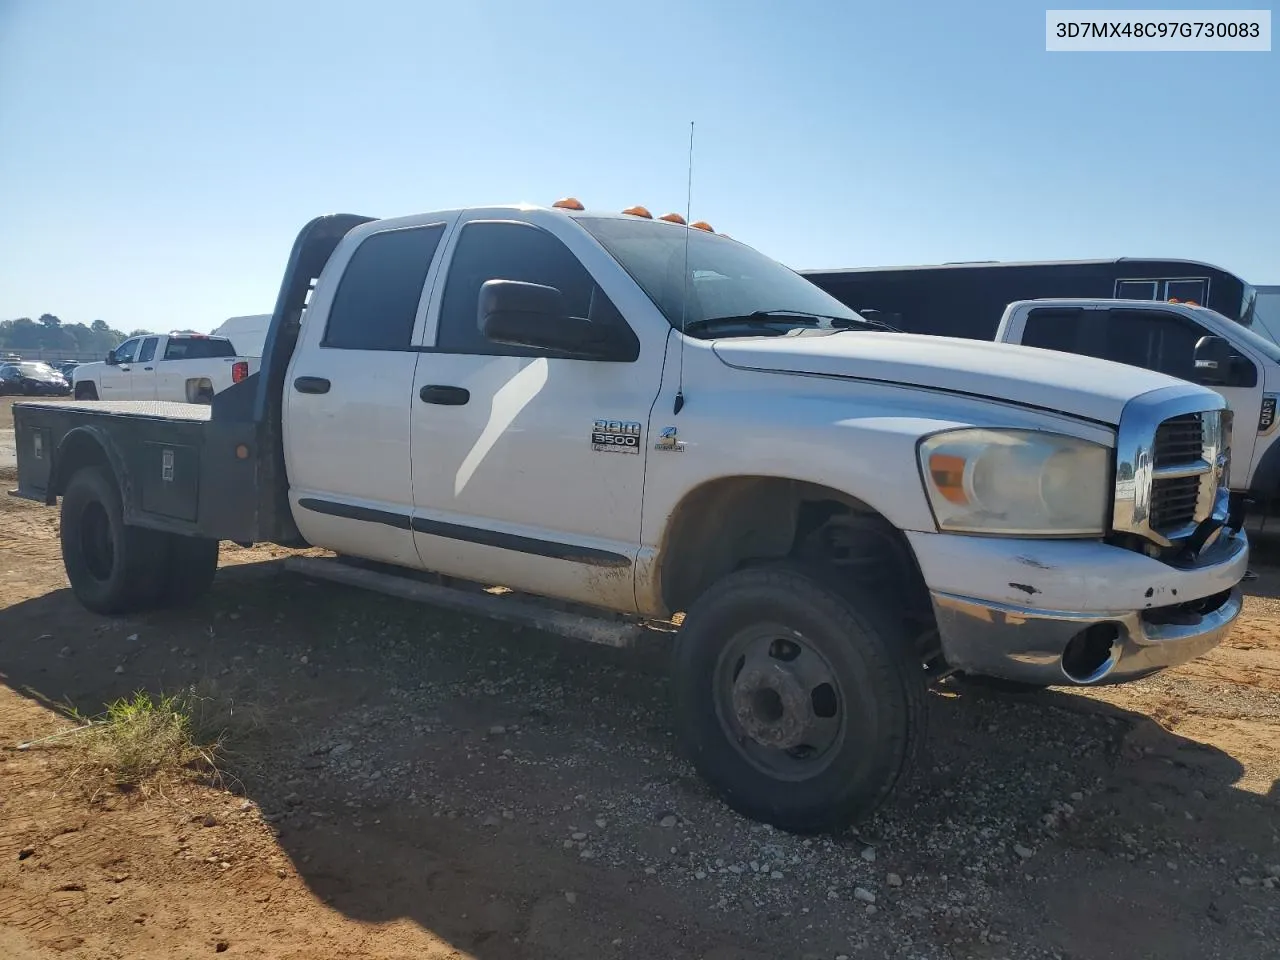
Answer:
(59, 466, 166, 615)
(73, 382, 98, 400)
(160, 534, 220, 607)
(672, 563, 926, 833)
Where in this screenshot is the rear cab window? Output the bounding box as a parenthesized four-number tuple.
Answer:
(163, 337, 237, 360)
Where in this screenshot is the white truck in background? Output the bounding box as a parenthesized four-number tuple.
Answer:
(72, 332, 260, 403)
(995, 299, 1280, 533)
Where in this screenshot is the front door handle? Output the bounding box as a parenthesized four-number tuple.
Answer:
(294, 376, 331, 395)
(143, 366, 154, 371)
(419, 385, 470, 405)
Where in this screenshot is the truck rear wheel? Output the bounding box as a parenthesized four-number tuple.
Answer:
(59, 466, 166, 614)
(160, 535, 220, 607)
(672, 563, 926, 833)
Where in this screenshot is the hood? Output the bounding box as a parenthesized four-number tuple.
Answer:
(712, 331, 1186, 425)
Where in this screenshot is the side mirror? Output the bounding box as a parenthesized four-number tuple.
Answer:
(104, 350, 118, 366)
(1193, 335, 1233, 385)
(1193, 335, 1253, 387)
(478, 280, 626, 360)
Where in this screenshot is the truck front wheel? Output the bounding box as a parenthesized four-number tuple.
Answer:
(73, 382, 98, 400)
(59, 466, 165, 614)
(672, 563, 926, 833)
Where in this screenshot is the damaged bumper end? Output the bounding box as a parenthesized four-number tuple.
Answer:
(909, 528, 1248, 687)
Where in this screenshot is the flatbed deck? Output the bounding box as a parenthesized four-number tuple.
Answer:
(16, 400, 213, 422)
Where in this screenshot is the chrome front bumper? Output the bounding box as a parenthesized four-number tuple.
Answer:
(911, 528, 1248, 687)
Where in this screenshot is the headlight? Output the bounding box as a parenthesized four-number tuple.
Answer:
(918, 429, 1111, 536)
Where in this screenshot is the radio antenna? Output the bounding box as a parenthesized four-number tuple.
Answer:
(673, 120, 694, 416)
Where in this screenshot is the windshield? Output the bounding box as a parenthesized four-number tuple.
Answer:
(1246, 287, 1280, 346)
(577, 217, 864, 337)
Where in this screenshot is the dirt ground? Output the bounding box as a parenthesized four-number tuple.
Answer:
(2, 476, 1279, 960)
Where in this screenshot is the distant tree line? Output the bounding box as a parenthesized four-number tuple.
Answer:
(0, 314, 154, 355)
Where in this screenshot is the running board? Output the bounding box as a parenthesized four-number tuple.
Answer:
(282, 556, 644, 648)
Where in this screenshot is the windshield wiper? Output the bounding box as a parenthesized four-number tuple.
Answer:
(684, 310, 893, 335)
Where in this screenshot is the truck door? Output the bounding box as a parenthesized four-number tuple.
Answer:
(133, 336, 160, 399)
(283, 220, 451, 568)
(100, 337, 140, 398)
(408, 215, 663, 612)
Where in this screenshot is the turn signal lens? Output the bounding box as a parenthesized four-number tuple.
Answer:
(928, 453, 969, 505)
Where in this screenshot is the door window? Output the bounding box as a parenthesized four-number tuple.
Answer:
(137, 337, 159, 363)
(1104, 308, 1256, 386)
(1105, 310, 1201, 380)
(436, 221, 636, 357)
(113, 339, 140, 364)
(323, 224, 447, 350)
(1019, 307, 1112, 361)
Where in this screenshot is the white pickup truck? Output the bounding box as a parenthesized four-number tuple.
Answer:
(11, 203, 1249, 832)
(72, 333, 259, 403)
(995, 298, 1280, 533)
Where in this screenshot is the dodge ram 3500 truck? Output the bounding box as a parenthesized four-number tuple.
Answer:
(10, 203, 1249, 832)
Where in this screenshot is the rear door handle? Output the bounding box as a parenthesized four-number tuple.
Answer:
(419, 385, 470, 405)
(294, 376, 331, 395)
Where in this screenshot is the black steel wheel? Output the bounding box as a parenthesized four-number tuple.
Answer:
(59, 466, 166, 614)
(672, 563, 926, 833)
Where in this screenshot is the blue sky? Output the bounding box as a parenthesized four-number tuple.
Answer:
(0, 0, 1275, 333)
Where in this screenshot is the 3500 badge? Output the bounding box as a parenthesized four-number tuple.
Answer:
(591, 419, 642, 454)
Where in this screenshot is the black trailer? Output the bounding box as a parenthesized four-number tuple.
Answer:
(802, 258, 1261, 342)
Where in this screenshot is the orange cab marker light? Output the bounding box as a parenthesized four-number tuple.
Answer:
(691, 221, 714, 232)
(622, 205, 652, 218)
(1185, 300, 1198, 306)
(659, 212, 686, 225)
(928, 453, 969, 505)
(552, 197, 584, 210)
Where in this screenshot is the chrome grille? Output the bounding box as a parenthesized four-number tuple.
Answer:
(1112, 389, 1229, 548)
(1149, 414, 1204, 531)
(1152, 414, 1204, 467)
